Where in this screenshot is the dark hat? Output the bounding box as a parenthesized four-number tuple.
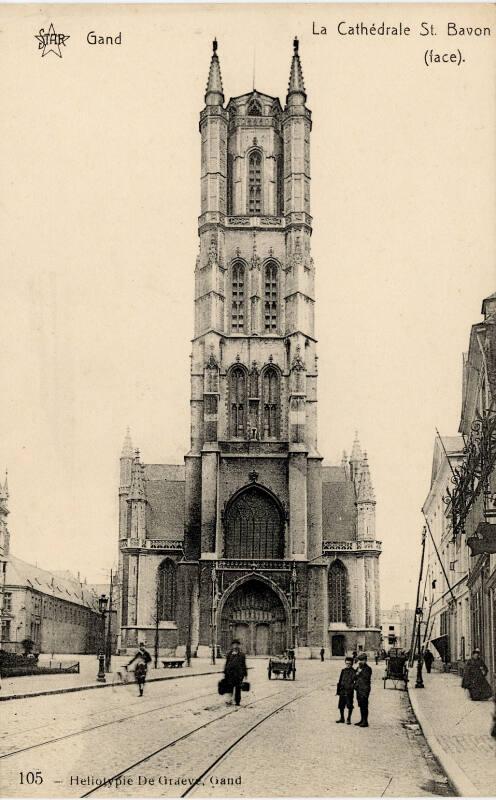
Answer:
(357, 652, 367, 660)
(231, 639, 241, 645)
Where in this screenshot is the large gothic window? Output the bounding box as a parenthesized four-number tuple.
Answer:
(225, 487, 284, 559)
(264, 262, 278, 332)
(329, 561, 348, 624)
(248, 151, 262, 215)
(262, 367, 279, 439)
(231, 262, 245, 332)
(229, 366, 247, 438)
(157, 559, 176, 621)
(248, 99, 262, 116)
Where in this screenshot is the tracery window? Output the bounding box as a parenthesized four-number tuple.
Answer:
(158, 559, 176, 621)
(231, 262, 245, 332)
(262, 367, 279, 439)
(329, 561, 348, 624)
(224, 487, 284, 559)
(248, 151, 262, 215)
(230, 366, 247, 438)
(248, 99, 262, 116)
(264, 262, 278, 332)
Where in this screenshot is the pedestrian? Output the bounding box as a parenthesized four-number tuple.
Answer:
(352, 649, 358, 664)
(462, 649, 492, 701)
(336, 656, 355, 725)
(127, 641, 152, 697)
(374, 650, 379, 665)
(354, 652, 372, 727)
(224, 639, 247, 707)
(185, 641, 192, 667)
(423, 648, 434, 674)
(320, 647, 325, 662)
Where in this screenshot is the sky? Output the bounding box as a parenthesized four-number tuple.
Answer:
(1, 3, 495, 607)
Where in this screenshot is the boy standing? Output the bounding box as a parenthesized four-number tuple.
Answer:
(336, 656, 355, 724)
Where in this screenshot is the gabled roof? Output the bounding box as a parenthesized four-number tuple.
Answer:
(322, 465, 357, 541)
(144, 464, 185, 540)
(5, 555, 99, 610)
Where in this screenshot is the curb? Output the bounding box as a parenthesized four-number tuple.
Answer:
(0, 668, 223, 703)
(407, 685, 479, 797)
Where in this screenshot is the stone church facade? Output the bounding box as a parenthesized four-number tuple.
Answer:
(117, 40, 381, 658)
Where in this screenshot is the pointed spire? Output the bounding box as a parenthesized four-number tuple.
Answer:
(357, 452, 376, 503)
(121, 427, 134, 459)
(128, 449, 146, 501)
(349, 431, 363, 486)
(205, 38, 224, 106)
(286, 36, 306, 106)
(350, 431, 362, 464)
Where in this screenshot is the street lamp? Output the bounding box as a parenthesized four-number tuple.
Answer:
(414, 606, 425, 689)
(97, 594, 108, 682)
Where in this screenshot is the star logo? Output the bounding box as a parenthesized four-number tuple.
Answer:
(35, 23, 70, 58)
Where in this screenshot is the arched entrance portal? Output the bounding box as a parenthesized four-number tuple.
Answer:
(220, 579, 287, 656)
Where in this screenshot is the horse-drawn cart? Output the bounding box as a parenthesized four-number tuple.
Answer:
(383, 648, 409, 690)
(268, 652, 296, 680)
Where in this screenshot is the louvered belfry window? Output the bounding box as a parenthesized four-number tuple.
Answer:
(230, 366, 246, 437)
(248, 151, 262, 214)
(231, 262, 245, 332)
(262, 367, 279, 439)
(264, 262, 278, 332)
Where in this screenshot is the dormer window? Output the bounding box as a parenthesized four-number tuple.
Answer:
(248, 99, 262, 116)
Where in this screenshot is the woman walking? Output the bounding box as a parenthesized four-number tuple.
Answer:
(462, 649, 492, 701)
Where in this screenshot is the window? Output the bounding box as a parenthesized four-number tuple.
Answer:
(3, 592, 12, 612)
(231, 262, 245, 332)
(388, 625, 394, 631)
(224, 487, 284, 559)
(262, 367, 279, 439)
(230, 367, 247, 438)
(248, 151, 262, 214)
(264, 262, 278, 332)
(157, 559, 176, 621)
(247, 99, 262, 116)
(329, 561, 348, 624)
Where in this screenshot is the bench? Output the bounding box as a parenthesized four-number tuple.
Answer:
(162, 658, 185, 668)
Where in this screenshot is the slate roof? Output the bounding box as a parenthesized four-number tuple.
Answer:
(321, 465, 357, 542)
(144, 464, 185, 539)
(5, 555, 99, 610)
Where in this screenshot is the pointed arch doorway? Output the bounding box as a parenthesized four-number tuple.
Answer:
(220, 578, 288, 656)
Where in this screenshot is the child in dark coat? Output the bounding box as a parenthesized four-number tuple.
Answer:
(336, 656, 355, 724)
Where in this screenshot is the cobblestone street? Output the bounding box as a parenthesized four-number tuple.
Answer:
(1, 659, 452, 797)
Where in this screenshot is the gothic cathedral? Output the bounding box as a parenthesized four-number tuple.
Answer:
(117, 40, 381, 658)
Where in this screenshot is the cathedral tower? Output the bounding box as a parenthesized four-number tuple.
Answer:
(179, 38, 324, 657)
(117, 39, 381, 658)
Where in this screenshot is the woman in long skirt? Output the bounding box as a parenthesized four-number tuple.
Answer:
(462, 649, 492, 701)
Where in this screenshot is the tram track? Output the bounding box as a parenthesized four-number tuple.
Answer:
(82, 679, 329, 798)
(80, 685, 295, 798)
(181, 681, 327, 797)
(0, 689, 220, 760)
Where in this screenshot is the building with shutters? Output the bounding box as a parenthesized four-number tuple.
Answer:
(116, 39, 382, 658)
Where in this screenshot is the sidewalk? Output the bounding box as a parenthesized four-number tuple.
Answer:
(0, 654, 223, 702)
(408, 669, 496, 796)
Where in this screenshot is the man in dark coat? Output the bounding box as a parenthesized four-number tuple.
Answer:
(423, 648, 434, 674)
(336, 656, 355, 724)
(354, 652, 372, 727)
(320, 647, 325, 662)
(224, 639, 247, 706)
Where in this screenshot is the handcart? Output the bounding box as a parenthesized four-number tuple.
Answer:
(383, 648, 409, 690)
(268, 652, 296, 680)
